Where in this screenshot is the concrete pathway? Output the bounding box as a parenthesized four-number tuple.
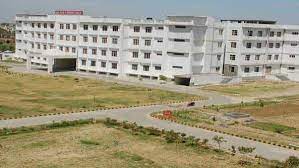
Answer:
(0, 63, 299, 161)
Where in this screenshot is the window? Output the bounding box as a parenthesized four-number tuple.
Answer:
(254, 67, 260, 72)
(50, 34, 54, 40)
(175, 25, 186, 29)
(158, 26, 164, 30)
(244, 67, 250, 73)
(245, 55, 250, 61)
(145, 27, 152, 33)
(132, 64, 138, 70)
(274, 55, 279, 60)
(81, 60, 86, 66)
(90, 61, 96, 66)
(37, 33, 41, 38)
(218, 42, 222, 48)
(112, 38, 118, 44)
(292, 32, 299, 35)
(72, 48, 76, 53)
(83, 48, 88, 54)
(59, 46, 63, 51)
(232, 30, 238, 36)
(43, 45, 47, 50)
(257, 31, 263, 37)
(112, 63, 118, 69)
(102, 25, 108, 31)
(230, 55, 236, 60)
(43, 34, 47, 39)
(230, 67, 235, 73)
(143, 65, 149, 71)
(133, 39, 139, 45)
(73, 24, 77, 30)
(290, 55, 296, 58)
(43, 23, 47, 29)
(83, 36, 88, 42)
(72, 36, 76, 41)
(277, 32, 282, 37)
(83, 25, 88, 30)
(255, 55, 260, 60)
(59, 35, 64, 40)
(270, 31, 275, 37)
(102, 37, 108, 43)
(144, 53, 151, 59)
(217, 55, 221, 61)
(37, 23, 41, 28)
(112, 25, 119, 32)
(267, 55, 272, 60)
(231, 42, 237, 48)
(256, 43, 262, 48)
(92, 49, 97, 55)
(247, 30, 253, 36)
(60, 24, 64, 29)
(92, 36, 97, 43)
(101, 62, 106, 68)
(101, 50, 107, 56)
(246, 42, 252, 48)
(66, 35, 70, 41)
(291, 43, 298, 46)
(174, 39, 185, 42)
(288, 67, 295, 70)
(269, 43, 274, 48)
(134, 26, 140, 32)
(93, 25, 98, 31)
(155, 66, 161, 70)
(50, 23, 54, 29)
(219, 29, 223, 35)
(172, 66, 183, 69)
(31, 23, 35, 28)
(145, 40, 151, 46)
(112, 51, 118, 57)
(132, 52, 138, 58)
(157, 39, 163, 43)
(66, 24, 70, 29)
(275, 43, 281, 48)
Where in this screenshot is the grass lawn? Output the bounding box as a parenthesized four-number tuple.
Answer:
(201, 81, 298, 97)
(0, 122, 281, 168)
(0, 66, 200, 118)
(248, 122, 296, 134)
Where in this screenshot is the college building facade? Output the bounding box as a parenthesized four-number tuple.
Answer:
(15, 11, 299, 81)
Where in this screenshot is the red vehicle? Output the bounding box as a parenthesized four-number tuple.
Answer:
(187, 102, 195, 107)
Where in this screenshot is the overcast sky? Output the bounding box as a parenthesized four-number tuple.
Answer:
(0, 0, 299, 24)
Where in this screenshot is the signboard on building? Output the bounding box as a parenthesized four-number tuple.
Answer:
(54, 10, 84, 15)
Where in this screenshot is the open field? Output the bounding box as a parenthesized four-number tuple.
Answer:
(201, 80, 299, 97)
(154, 95, 299, 146)
(0, 65, 199, 118)
(0, 121, 282, 168)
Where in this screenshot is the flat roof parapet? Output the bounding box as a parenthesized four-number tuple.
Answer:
(221, 19, 277, 25)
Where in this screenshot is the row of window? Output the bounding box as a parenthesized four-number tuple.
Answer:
(31, 23, 55, 29)
(81, 60, 118, 69)
(31, 43, 55, 50)
(243, 66, 296, 73)
(132, 38, 163, 46)
(31, 32, 54, 40)
(82, 25, 119, 32)
(81, 36, 119, 44)
(230, 42, 283, 49)
(83, 48, 118, 57)
(230, 54, 281, 61)
(232, 29, 299, 37)
(131, 64, 161, 71)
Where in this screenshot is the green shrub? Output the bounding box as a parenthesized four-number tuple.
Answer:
(159, 75, 167, 81)
(284, 156, 299, 168)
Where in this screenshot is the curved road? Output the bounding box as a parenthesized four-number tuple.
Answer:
(0, 63, 299, 161)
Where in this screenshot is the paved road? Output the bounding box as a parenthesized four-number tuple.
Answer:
(1, 63, 299, 161)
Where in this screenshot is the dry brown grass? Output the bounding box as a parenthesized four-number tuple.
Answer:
(202, 80, 299, 97)
(0, 67, 199, 118)
(0, 123, 269, 168)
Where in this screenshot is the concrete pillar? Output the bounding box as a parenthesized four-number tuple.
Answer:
(26, 55, 32, 71)
(47, 57, 54, 73)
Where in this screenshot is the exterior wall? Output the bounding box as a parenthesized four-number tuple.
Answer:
(15, 13, 299, 80)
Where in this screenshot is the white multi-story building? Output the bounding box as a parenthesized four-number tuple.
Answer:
(15, 11, 299, 82)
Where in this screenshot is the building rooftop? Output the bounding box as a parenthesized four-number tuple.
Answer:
(221, 19, 277, 25)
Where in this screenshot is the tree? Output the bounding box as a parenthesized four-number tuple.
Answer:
(238, 146, 256, 155)
(212, 135, 226, 150)
(284, 156, 299, 168)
